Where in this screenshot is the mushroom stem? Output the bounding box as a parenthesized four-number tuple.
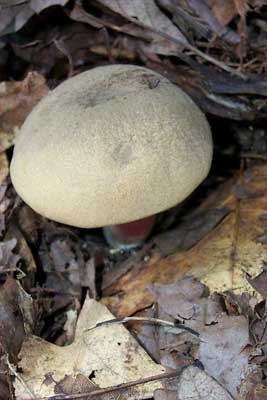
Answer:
(103, 215, 156, 250)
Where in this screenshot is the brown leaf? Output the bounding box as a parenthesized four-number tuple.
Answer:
(50, 239, 82, 289)
(187, 0, 240, 44)
(5, 222, 36, 277)
(199, 315, 251, 397)
(54, 373, 98, 396)
(0, 131, 15, 153)
(0, 238, 20, 273)
(246, 269, 267, 297)
(211, 0, 237, 26)
(233, 0, 250, 17)
(154, 388, 177, 400)
(238, 370, 263, 400)
(0, 71, 48, 135)
(103, 165, 267, 317)
(0, 277, 25, 362)
(145, 278, 251, 397)
(14, 297, 165, 398)
(0, 152, 8, 185)
(0, 183, 9, 238)
(11, 23, 105, 76)
(153, 207, 229, 255)
(148, 277, 207, 320)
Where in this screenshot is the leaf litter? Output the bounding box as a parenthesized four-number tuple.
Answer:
(14, 296, 166, 399)
(1, 1, 267, 399)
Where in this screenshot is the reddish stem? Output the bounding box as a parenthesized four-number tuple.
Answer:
(103, 215, 156, 249)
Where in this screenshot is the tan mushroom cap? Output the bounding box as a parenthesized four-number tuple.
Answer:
(10, 64, 213, 228)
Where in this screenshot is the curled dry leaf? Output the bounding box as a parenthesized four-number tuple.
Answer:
(14, 297, 165, 399)
(0, 71, 48, 135)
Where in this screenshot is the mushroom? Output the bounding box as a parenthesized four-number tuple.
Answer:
(10, 64, 213, 249)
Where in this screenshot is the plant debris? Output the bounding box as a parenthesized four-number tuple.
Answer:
(1, 1, 267, 399)
(14, 297, 165, 399)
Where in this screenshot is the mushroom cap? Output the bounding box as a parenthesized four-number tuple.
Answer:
(10, 64, 213, 228)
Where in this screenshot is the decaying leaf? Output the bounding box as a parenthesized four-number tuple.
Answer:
(246, 268, 267, 297)
(103, 165, 267, 317)
(199, 314, 253, 397)
(0, 131, 15, 153)
(0, 152, 8, 185)
(96, 0, 188, 55)
(14, 296, 165, 399)
(0, 182, 9, 238)
(0, 0, 69, 36)
(54, 373, 98, 397)
(143, 277, 253, 397)
(0, 71, 48, 135)
(0, 277, 28, 362)
(176, 366, 234, 400)
(211, 0, 238, 26)
(0, 238, 20, 273)
(5, 222, 36, 276)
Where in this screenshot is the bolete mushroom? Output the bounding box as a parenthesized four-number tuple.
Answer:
(10, 64, 212, 249)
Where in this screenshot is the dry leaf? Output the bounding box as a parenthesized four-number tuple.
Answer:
(5, 223, 36, 275)
(0, 277, 26, 362)
(199, 315, 253, 397)
(177, 366, 234, 400)
(146, 278, 253, 397)
(0, 131, 15, 153)
(14, 296, 165, 399)
(0, 238, 20, 273)
(0, 0, 68, 36)
(95, 0, 188, 54)
(0, 152, 8, 184)
(0, 71, 48, 135)
(103, 165, 267, 317)
(211, 0, 237, 26)
(246, 269, 267, 297)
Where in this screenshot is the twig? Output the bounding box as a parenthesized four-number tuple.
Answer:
(230, 164, 244, 287)
(0, 266, 26, 277)
(6, 356, 37, 399)
(53, 39, 74, 78)
(74, 2, 247, 80)
(120, 12, 248, 80)
(50, 370, 180, 400)
(241, 152, 267, 161)
(86, 316, 200, 337)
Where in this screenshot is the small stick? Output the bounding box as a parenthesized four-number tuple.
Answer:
(6, 356, 37, 399)
(50, 369, 180, 400)
(241, 152, 267, 161)
(86, 316, 199, 337)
